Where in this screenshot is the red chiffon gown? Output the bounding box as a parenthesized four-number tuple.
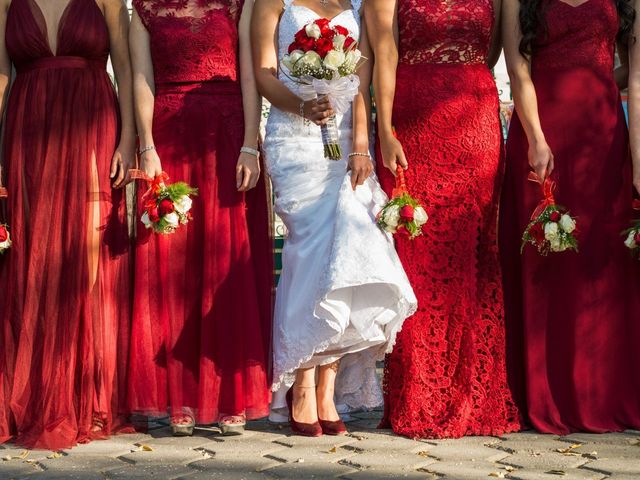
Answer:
(128, 0, 272, 424)
(377, 0, 521, 439)
(500, 0, 640, 434)
(0, 0, 132, 449)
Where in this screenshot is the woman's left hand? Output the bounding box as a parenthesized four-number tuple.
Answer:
(236, 152, 261, 192)
(110, 140, 136, 188)
(348, 153, 373, 190)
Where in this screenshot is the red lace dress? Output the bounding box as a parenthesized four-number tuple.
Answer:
(500, 0, 640, 434)
(377, 0, 521, 439)
(0, 0, 132, 449)
(128, 0, 272, 423)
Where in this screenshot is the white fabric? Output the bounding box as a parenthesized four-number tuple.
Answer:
(264, 3, 417, 411)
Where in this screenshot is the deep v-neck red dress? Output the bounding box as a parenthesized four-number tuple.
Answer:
(0, 0, 132, 449)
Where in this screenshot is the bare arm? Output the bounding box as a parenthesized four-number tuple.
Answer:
(129, 10, 162, 178)
(103, 0, 136, 187)
(365, 0, 407, 175)
(251, 0, 333, 125)
(487, 0, 503, 69)
(627, 0, 640, 194)
(0, 0, 10, 121)
(503, 0, 554, 180)
(349, 13, 373, 189)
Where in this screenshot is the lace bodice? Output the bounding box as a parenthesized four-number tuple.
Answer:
(398, 0, 494, 65)
(133, 0, 243, 84)
(532, 0, 617, 73)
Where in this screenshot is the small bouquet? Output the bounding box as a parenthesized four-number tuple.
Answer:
(0, 186, 9, 253)
(377, 167, 428, 240)
(622, 200, 640, 257)
(140, 172, 198, 235)
(282, 19, 363, 160)
(521, 172, 578, 255)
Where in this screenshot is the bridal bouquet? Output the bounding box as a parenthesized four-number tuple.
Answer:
(521, 173, 578, 255)
(140, 172, 198, 235)
(377, 167, 428, 240)
(282, 19, 363, 160)
(622, 200, 640, 258)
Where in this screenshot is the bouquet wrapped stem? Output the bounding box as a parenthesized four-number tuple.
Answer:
(320, 110, 341, 160)
(622, 199, 640, 257)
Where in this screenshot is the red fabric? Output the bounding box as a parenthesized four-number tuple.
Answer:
(0, 0, 132, 449)
(376, 0, 520, 439)
(127, 3, 272, 424)
(500, 0, 640, 434)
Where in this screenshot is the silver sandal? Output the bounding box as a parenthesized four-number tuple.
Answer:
(219, 415, 246, 436)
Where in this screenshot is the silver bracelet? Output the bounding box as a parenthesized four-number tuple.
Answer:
(348, 152, 372, 159)
(240, 146, 260, 157)
(138, 145, 155, 155)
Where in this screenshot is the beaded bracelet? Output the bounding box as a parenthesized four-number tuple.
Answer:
(348, 152, 372, 159)
(138, 145, 155, 155)
(240, 146, 260, 157)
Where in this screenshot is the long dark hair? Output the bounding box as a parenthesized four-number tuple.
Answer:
(518, 0, 636, 56)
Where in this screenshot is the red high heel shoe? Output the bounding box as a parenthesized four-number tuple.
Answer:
(318, 418, 347, 436)
(286, 387, 323, 437)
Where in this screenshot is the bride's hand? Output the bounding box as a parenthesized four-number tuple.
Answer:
(380, 133, 408, 176)
(302, 97, 334, 126)
(348, 153, 373, 190)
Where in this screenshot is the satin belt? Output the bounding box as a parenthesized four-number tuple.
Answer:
(16, 56, 106, 74)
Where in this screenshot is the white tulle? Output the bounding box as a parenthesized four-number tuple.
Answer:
(264, 0, 417, 412)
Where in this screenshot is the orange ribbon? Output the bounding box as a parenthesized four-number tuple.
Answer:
(528, 171, 557, 220)
(392, 166, 408, 198)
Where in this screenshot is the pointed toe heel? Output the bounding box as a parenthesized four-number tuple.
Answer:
(286, 387, 323, 437)
(319, 419, 347, 436)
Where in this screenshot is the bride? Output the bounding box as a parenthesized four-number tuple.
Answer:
(252, 0, 416, 436)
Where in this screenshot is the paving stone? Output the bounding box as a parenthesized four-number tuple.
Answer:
(186, 456, 282, 477)
(423, 441, 509, 462)
(580, 457, 640, 475)
(497, 432, 570, 455)
(20, 473, 105, 480)
(338, 431, 424, 453)
(196, 438, 287, 457)
(506, 469, 606, 480)
(178, 470, 273, 480)
(117, 443, 206, 466)
(274, 433, 357, 449)
(35, 454, 124, 473)
(262, 461, 358, 479)
(429, 436, 503, 447)
(265, 445, 357, 465)
(500, 452, 589, 470)
(568, 443, 640, 460)
(339, 450, 436, 470)
(561, 432, 640, 447)
(60, 439, 136, 457)
(0, 461, 43, 479)
(105, 464, 195, 479)
(0, 448, 55, 463)
(606, 475, 640, 480)
(340, 470, 436, 480)
(423, 460, 509, 479)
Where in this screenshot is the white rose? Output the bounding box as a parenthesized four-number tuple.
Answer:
(164, 212, 180, 229)
(174, 195, 193, 215)
(141, 211, 153, 229)
(344, 50, 361, 70)
(625, 230, 637, 249)
(544, 221, 559, 241)
(384, 224, 397, 234)
(305, 23, 321, 40)
(283, 50, 304, 71)
(414, 206, 428, 226)
(323, 50, 346, 70)
(383, 205, 400, 228)
(0, 239, 10, 250)
(559, 214, 576, 234)
(550, 237, 562, 252)
(301, 51, 322, 69)
(333, 34, 346, 51)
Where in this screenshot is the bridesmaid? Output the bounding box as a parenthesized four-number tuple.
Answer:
(366, 0, 521, 439)
(501, 0, 640, 434)
(0, 0, 135, 449)
(128, 0, 273, 436)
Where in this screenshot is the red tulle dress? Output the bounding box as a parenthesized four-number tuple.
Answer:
(128, 0, 272, 423)
(0, 0, 132, 449)
(377, 0, 521, 439)
(500, 0, 640, 434)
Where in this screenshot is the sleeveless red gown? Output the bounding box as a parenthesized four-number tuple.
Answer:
(500, 0, 640, 434)
(128, 0, 272, 423)
(0, 0, 132, 449)
(377, 0, 521, 439)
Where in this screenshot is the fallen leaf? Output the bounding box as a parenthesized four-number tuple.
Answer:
(295, 458, 304, 463)
(488, 472, 505, 478)
(17, 451, 29, 460)
(556, 444, 582, 455)
(503, 466, 515, 472)
(547, 470, 567, 476)
(417, 451, 430, 457)
(2, 456, 11, 461)
(46, 452, 63, 459)
(134, 443, 154, 452)
(328, 446, 337, 454)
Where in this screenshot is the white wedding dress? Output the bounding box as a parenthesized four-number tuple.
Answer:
(264, 0, 417, 416)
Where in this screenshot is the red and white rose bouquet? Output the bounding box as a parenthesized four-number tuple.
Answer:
(521, 173, 578, 255)
(376, 167, 428, 240)
(622, 200, 640, 258)
(0, 223, 11, 253)
(282, 18, 363, 160)
(140, 173, 198, 235)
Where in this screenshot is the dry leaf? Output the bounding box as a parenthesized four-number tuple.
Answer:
(328, 446, 337, 454)
(503, 466, 515, 472)
(134, 443, 154, 452)
(556, 444, 582, 455)
(489, 472, 506, 478)
(295, 458, 304, 463)
(547, 470, 567, 476)
(47, 452, 63, 459)
(17, 451, 29, 460)
(417, 451, 430, 457)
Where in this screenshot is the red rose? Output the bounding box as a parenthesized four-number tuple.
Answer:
(400, 205, 414, 222)
(344, 36, 356, 50)
(635, 232, 640, 244)
(549, 211, 561, 222)
(0, 225, 8, 243)
(159, 199, 175, 216)
(148, 206, 160, 223)
(315, 38, 333, 58)
(288, 42, 299, 54)
(315, 18, 331, 30)
(529, 222, 545, 243)
(298, 36, 315, 52)
(335, 25, 349, 36)
(396, 225, 410, 237)
(322, 28, 335, 40)
(295, 29, 307, 41)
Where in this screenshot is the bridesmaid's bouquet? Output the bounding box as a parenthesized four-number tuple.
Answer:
(521, 173, 578, 255)
(140, 172, 198, 235)
(282, 19, 364, 160)
(377, 167, 428, 240)
(0, 186, 9, 253)
(622, 200, 640, 258)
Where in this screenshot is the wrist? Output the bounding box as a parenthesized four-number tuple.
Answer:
(242, 138, 259, 150)
(379, 128, 395, 141)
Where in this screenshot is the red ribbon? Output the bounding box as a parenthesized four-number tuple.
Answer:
(0, 187, 7, 199)
(392, 166, 408, 198)
(633, 199, 640, 211)
(528, 171, 557, 220)
(129, 169, 169, 208)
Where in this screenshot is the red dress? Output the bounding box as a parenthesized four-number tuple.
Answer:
(377, 0, 521, 439)
(500, 0, 640, 434)
(0, 0, 131, 449)
(128, 0, 272, 423)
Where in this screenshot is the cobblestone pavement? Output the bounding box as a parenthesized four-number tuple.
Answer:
(2, 412, 639, 480)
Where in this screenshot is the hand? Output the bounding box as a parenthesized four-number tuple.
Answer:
(302, 97, 334, 126)
(236, 152, 261, 192)
(379, 133, 408, 176)
(633, 164, 640, 196)
(110, 140, 136, 188)
(348, 154, 373, 190)
(528, 139, 554, 181)
(139, 148, 163, 180)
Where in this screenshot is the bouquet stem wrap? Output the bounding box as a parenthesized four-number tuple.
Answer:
(299, 75, 360, 160)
